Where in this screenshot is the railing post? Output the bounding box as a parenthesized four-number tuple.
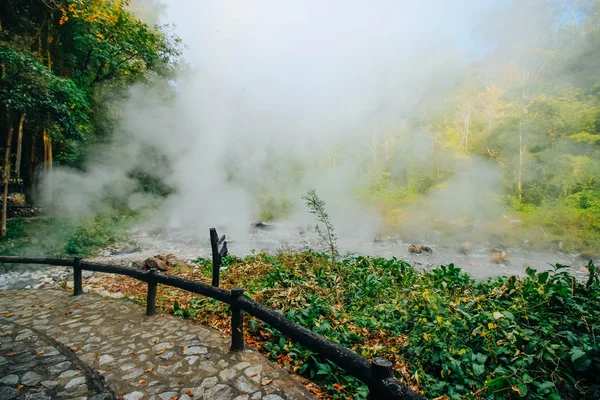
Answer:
(210, 228, 221, 287)
(73, 257, 83, 296)
(146, 268, 158, 317)
(230, 288, 244, 351)
(368, 358, 393, 400)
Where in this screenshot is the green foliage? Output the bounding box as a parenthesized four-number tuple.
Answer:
(0, 212, 134, 257)
(172, 299, 196, 320)
(302, 190, 338, 263)
(188, 252, 600, 399)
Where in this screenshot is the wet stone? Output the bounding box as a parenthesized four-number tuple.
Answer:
(157, 361, 182, 376)
(122, 368, 144, 380)
(0, 374, 19, 385)
(21, 371, 43, 386)
(158, 351, 176, 360)
(234, 375, 257, 393)
(0, 386, 20, 400)
(183, 346, 207, 355)
(158, 392, 179, 400)
(185, 356, 198, 365)
(23, 392, 51, 400)
(65, 376, 86, 389)
(98, 354, 115, 365)
(201, 376, 219, 388)
(40, 380, 58, 388)
(123, 392, 144, 400)
(58, 369, 80, 378)
(219, 368, 237, 381)
(205, 384, 233, 400)
(234, 361, 251, 370)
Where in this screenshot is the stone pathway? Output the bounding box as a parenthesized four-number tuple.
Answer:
(0, 290, 315, 400)
(0, 319, 114, 399)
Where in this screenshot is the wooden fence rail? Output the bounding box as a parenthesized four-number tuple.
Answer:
(0, 231, 422, 400)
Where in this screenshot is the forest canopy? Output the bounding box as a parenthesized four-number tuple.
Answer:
(0, 0, 181, 235)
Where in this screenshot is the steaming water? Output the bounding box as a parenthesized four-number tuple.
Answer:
(97, 222, 591, 282)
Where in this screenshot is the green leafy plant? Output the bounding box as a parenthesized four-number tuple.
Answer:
(302, 190, 338, 263)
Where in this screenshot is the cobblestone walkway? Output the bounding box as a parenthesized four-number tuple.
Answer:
(0, 290, 315, 400)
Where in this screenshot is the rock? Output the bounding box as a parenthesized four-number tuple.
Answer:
(409, 245, 433, 255)
(123, 392, 145, 400)
(200, 376, 218, 389)
(111, 246, 141, 256)
(491, 251, 509, 264)
(204, 384, 233, 400)
(40, 381, 58, 389)
(21, 371, 43, 386)
(144, 257, 168, 272)
(0, 386, 20, 400)
(58, 370, 80, 378)
(155, 254, 167, 262)
(165, 254, 178, 266)
(183, 346, 207, 355)
(47, 361, 72, 374)
(173, 260, 191, 270)
(234, 376, 257, 393)
(98, 354, 115, 366)
(234, 362, 251, 370)
(0, 374, 19, 385)
(458, 241, 472, 255)
(252, 221, 274, 230)
(131, 261, 145, 270)
(65, 376, 86, 389)
(219, 368, 237, 381)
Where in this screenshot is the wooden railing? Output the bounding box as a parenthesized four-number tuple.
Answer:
(0, 231, 422, 400)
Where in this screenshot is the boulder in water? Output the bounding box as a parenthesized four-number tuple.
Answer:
(409, 245, 433, 255)
(491, 251, 509, 264)
(252, 221, 275, 230)
(458, 241, 473, 255)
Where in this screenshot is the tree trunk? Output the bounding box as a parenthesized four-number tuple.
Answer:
(26, 133, 38, 204)
(14, 113, 26, 185)
(518, 122, 524, 201)
(1, 113, 14, 237)
(43, 128, 53, 203)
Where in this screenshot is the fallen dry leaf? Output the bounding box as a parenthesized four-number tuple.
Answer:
(17, 384, 24, 390)
(183, 345, 188, 351)
(5, 313, 13, 317)
(156, 347, 166, 355)
(1, 329, 5, 333)
(261, 379, 273, 386)
(138, 378, 145, 384)
(49, 306, 56, 310)
(70, 346, 78, 351)
(145, 367, 153, 373)
(250, 373, 258, 377)
(186, 391, 193, 396)
(38, 350, 45, 355)
(7, 352, 16, 356)
(333, 383, 344, 391)
(75, 304, 84, 308)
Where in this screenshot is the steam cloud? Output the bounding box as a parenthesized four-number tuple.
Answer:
(44, 1, 523, 250)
